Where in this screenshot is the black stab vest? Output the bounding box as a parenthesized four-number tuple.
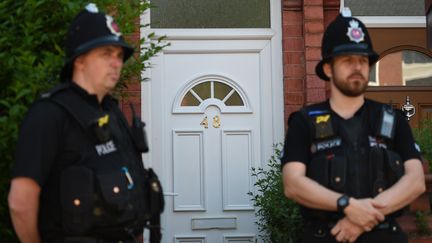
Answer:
(300, 100, 404, 220)
(39, 83, 163, 241)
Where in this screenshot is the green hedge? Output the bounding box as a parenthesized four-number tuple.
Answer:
(0, 1, 166, 241)
(249, 144, 303, 243)
(413, 119, 432, 167)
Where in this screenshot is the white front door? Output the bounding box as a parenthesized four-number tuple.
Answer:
(166, 63, 261, 242)
(141, 3, 283, 242)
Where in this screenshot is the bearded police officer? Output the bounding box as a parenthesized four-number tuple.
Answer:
(8, 3, 163, 243)
(281, 8, 425, 243)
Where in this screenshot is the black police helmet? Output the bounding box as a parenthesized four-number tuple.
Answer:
(315, 8, 378, 81)
(60, 3, 134, 81)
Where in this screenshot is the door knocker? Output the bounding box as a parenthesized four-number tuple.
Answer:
(401, 96, 416, 121)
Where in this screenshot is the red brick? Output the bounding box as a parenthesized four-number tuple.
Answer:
(304, 6, 324, 20)
(324, 11, 339, 27)
(283, 11, 303, 25)
(126, 82, 141, 91)
(283, 0, 302, 10)
(125, 32, 140, 42)
(304, 21, 324, 34)
(284, 78, 304, 92)
(306, 75, 326, 88)
(305, 33, 322, 47)
(305, 47, 321, 60)
(123, 94, 141, 103)
(305, 60, 319, 75)
(284, 64, 305, 78)
(283, 37, 304, 51)
(285, 92, 305, 105)
(304, 0, 324, 6)
(306, 88, 326, 103)
(283, 51, 304, 65)
(323, 0, 340, 8)
(283, 24, 303, 37)
(120, 95, 142, 121)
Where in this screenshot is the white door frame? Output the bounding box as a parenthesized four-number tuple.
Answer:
(140, 1, 284, 241)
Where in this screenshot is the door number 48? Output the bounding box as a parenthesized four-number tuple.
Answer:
(200, 116, 221, 128)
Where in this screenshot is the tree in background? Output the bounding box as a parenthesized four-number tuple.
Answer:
(0, 1, 167, 241)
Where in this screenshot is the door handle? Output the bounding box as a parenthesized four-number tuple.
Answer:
(163, 192, 179, 196)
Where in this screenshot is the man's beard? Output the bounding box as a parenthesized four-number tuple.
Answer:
(332, 71, 368, 97)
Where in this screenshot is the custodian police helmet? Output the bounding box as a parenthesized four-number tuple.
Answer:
(60, 3, 134, 81)
(315, 8, 379, 81)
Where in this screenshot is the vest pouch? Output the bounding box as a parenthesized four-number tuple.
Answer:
(60, 166, 94, 234)
(330, 156, 347, 192)
(307, 154, 329, 187)
(94, 171, 135, 225)
(146, 168, 165, 215)
(369, 147, 387, 196)
(384, 149, 404, 185)
(96, 171, 131, 211)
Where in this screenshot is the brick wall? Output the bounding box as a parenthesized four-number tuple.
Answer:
(120, 81, 141, 125)
(282, 0, 339, 125)
(120, 18, 142, 126)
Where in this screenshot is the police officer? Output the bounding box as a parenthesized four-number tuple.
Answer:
(8, 3, 163, 243)
(281, 8, 425, 243)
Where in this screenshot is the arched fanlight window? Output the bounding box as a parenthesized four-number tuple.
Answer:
(173, 75, 251, 113)
(369, 46, 432, 86)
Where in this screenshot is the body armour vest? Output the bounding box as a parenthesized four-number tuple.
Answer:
(39, 83, 164, 241)
(300, 99, 405, 219)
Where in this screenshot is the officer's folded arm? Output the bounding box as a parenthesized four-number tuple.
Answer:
(283, 161, 385, 230)
(8, 177, 42, 243)
(373, 158, 425, 216)
(283, 161, 346, 211)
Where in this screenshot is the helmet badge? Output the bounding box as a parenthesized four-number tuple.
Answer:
(105, 15, 122, 37)
(346, 19, 365, 43)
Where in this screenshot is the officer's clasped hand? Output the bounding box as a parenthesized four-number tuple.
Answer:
(343, 197, 385, 231)
(331, 217, 363, 243)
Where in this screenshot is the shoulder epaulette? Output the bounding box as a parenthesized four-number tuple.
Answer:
(40, 82, 70, 99)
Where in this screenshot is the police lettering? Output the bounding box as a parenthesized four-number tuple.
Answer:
(314, 138, 342, 152)
(95, 140, 117, 155)
(368, 136, 387, 149)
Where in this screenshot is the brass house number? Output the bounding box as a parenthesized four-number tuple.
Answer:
(200, 116, 221, 129)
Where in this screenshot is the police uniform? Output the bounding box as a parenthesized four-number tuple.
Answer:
(281, 100, 421, 242)
(12, 4, 163, 243)
(280, 9, 422, 243)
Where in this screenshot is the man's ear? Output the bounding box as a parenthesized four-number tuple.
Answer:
(73, 55, 85, 70)
(323, 62, 332, 79)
